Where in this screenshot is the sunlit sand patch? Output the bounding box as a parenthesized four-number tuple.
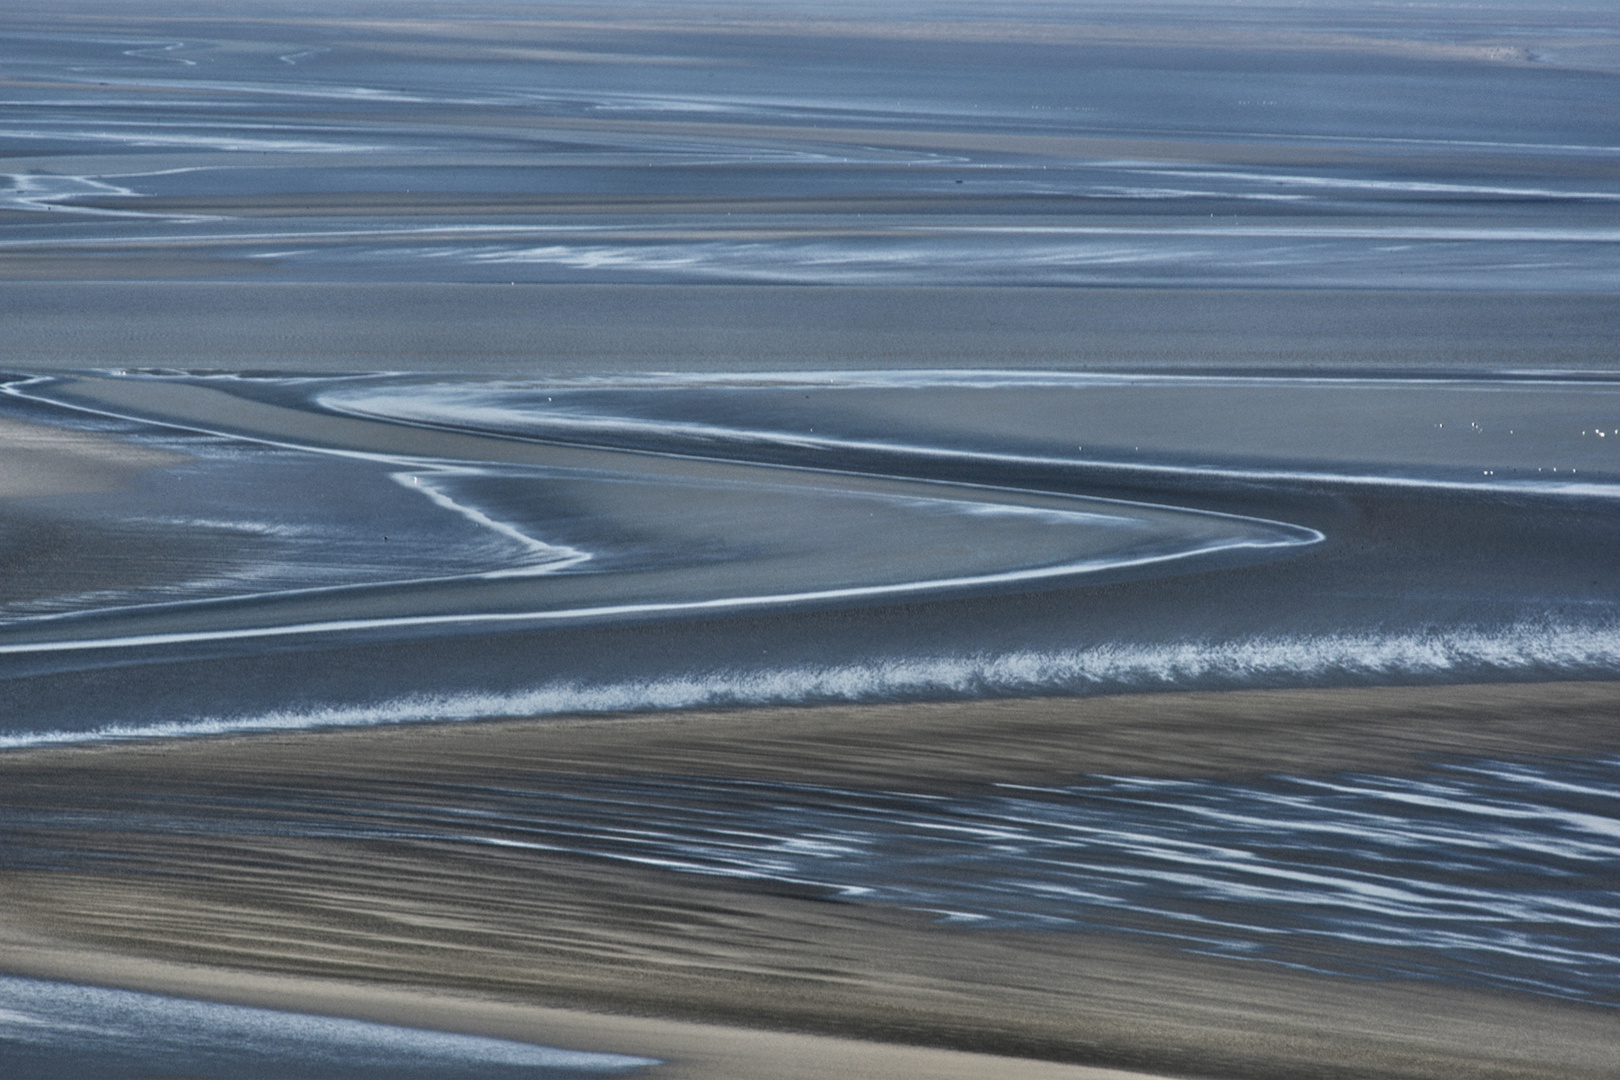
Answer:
(0, 416, 183, 498)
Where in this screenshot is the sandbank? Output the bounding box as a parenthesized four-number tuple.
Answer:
(4, 683, 1619, 1078)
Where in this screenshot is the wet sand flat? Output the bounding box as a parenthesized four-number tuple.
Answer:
(4, 858, 1615, 1080)
(5, 285, 1620, 375)
(4, 684, 1619, 1079)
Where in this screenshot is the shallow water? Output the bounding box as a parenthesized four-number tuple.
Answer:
(1, 0, 1616, 288)
(0, 975, 656, 1079)
(3, 367, 1620, 741)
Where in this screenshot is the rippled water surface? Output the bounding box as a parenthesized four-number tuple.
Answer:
(4, 5, 1620, 1062)
(1, 0, 1616, 289)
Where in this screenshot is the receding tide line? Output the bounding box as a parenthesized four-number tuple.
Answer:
(0, 529, 1312, 656)
(318, 373, 1620, 502)
(4, 619, 1617, 748)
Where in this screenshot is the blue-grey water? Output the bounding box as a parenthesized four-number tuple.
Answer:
(4, 367, 1620, 741)
(4, 2, 1620, 1066)
(1, 0, 1617, 289)
(0, 975, 656, 1079)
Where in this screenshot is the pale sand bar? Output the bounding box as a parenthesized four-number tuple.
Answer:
(4, 683, 1620, 1078)
(0, 415, 183, 499)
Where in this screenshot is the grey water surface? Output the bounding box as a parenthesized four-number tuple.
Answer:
(1, 0, 1617, 289)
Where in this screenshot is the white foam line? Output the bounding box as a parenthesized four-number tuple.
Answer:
(0, 530, 1302, 656)
(121, 41, 195, 67)
(0, 171, 221, 222)
(1129, 167, 1620, 202)
(323, 387, 1620, 501)
(14, 117, 391, 137)
(0, 126, 380, 153)
(278, 48, 328, 66)
(1075, 129, 1620, 156)
(6, 619, 1618, 748)
(0, 224, 641, 252)
(68, 76, 447, 105)
(8, 218, 1620, 253)
(939, 224, 1620, 243)
(361, 369, 1620, 392)
(1089, 185, 1309, 202)
(396, 470, 591, 575)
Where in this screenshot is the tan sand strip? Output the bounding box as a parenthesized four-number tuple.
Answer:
(0, 931, 1151, 1080)
(16, 679, 1620, 791)
(2, 836, 1615, 1080)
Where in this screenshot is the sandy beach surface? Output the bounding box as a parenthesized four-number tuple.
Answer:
(5, 685, 1619, 1080)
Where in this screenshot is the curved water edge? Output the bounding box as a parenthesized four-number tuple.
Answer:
(0, 368, 1320, 652)
(315, 368, 1620, 499)
(3, 367, 1620, 742)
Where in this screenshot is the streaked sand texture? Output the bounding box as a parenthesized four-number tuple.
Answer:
(4, 684, 1618, 1079)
